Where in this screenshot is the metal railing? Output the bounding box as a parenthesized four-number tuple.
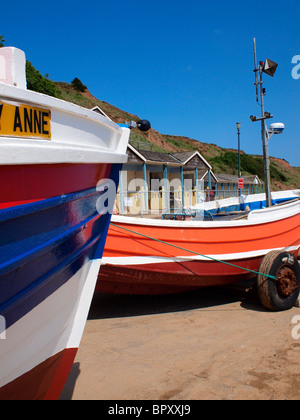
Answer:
(114, 185, 264, 217)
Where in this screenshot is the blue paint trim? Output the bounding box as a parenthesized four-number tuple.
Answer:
(1, 229, 102, 330)
(180, 166, 184, 208)
(0, 186, 96, 224)
(0, 189, 101, 273)
(0, 163, 122, 330)
(209, 195, 296, 215)
(143, 163, 148, 213)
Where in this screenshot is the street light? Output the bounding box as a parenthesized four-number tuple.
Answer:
(236, 122, 241, 184)
(236, 122, 242, 195)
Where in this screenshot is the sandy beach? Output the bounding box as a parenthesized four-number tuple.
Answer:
(60, 286, 300, 401)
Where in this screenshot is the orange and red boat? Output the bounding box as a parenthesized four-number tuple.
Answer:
(97, 192, 300, 310)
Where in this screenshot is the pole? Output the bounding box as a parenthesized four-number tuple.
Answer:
(253, 38, 272, 208)
(258, 64, 272, 207)
(253, 38, 259, 104)
(237, 127, 241, 179)
(236, 123, 241, 196)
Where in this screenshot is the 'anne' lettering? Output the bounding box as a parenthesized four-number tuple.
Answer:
(13, 106, 50, 135)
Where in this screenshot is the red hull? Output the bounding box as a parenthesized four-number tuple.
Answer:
(0, 163, 111, 210)
(0, 348, 77, 400)
(96, 255, 273, 295)
(97, 205, 300, 295)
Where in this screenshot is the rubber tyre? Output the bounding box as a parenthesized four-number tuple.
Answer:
(257, 251, 300, 311)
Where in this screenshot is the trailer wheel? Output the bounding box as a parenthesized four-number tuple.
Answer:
(257, 251, 300, 311)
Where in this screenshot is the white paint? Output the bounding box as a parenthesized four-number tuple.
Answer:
(0, 47, 26, 89)
(0, 258, 102, 389)
(111, 197, 300, 228)
(0, 48, 129, 164)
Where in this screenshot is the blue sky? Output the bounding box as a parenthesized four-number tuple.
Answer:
(2, 0, 300, 166)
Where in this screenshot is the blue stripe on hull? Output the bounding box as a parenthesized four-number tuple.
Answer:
(0, 164, 122, 331)
(209, 195, 296, 215)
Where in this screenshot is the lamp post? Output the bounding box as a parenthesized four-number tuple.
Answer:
(236, 122, 241, 179)
(236, 122, 242, 196)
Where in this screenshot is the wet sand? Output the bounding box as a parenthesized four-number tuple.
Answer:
(60, 286, 300, 400)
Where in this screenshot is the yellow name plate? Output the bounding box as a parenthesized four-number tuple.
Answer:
(0, 101, 51, 140)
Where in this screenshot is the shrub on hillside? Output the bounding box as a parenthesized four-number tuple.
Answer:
(71, 78, 87, 92)
(26, 61, 61, 98)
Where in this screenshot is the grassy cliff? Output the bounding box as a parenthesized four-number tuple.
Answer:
(25, 66, 300, 190)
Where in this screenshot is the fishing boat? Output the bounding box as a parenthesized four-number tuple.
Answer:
(97, 39, 300, 312)
(0, 47, 129, 399)
(97, 190, 300, 311)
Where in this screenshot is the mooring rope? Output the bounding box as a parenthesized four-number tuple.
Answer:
(110, 223, 277, 280)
